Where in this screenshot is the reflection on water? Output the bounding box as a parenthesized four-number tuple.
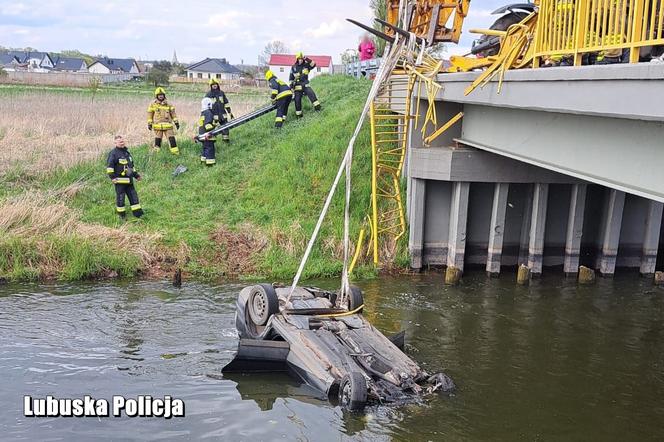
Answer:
(1, 274, 663, 440)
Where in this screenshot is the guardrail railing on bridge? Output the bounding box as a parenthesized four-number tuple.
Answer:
(534, 0, 664, 66)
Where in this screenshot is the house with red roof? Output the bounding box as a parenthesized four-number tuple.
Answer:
(268, 54, 333, 83)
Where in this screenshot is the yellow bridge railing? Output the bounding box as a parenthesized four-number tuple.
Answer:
(534, 0, 664, 66)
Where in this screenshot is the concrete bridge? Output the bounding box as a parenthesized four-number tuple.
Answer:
(406, 63, 664, 278)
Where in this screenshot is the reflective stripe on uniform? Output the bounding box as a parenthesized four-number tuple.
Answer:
(224, 104, 231, 108)
(170, 147, 179, 154)
(275, 117, 284, 122)
(130, 204, 142, 211)
(116, 206, 126, 213)
(276, 90, 293, 99)
(200, 156, 206, 162)
(205, 159, 216, 164)
(295, 85, 303, 91)
(313, 100, 320, 106)
(303, 69, 309, 75)
(115, 177, 131, 184)
(106, 167, 114, 174)
(153, 123, 174, 130)
(204, 124, 214, 130)
(296, 110, 303, 116)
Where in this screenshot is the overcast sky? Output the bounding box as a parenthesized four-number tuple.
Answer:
(0, 0, 507, 64)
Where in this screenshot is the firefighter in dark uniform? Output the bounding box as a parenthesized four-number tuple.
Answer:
(106, 135, 143, 219)
(205, 78, 234, 143)
(289, 51, 321, 118)
(147, 87, 180, 155)
(197, 97, 219, 166)
(265, 70, 293, 128)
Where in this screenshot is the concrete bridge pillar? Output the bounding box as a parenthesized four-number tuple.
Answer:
(598, 189, 626, 276)
(408, 178, 426, 270)
(564, 184, 587, 275)
(640, 200, 663, 276)
(447, 182, 470, 273)
(486, 183, 509, 276)
(528, 183, 549, 275)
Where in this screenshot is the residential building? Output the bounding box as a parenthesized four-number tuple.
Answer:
(185, 58, 242, 81)
(52, 56, 88, 72)
(268, 54, 332, 83)
(6, 51, 54, 72)
(0, 54, 20, 71)
(88, 57, 140, 74)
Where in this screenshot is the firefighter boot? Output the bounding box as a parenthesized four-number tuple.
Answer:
(168, 136, 179, 155)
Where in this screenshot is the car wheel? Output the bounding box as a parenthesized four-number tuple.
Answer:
(339, 372, 367, 411)
(247, 284, 279, 326)
(475, 11, 529, 57)
(348, 285, 364, 313)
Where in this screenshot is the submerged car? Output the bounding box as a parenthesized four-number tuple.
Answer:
(223, 283, 454, 410)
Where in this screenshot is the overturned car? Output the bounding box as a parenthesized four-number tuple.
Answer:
(223, 283, 455, 411)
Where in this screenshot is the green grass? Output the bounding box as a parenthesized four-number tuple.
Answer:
(1, 75, 383, 281)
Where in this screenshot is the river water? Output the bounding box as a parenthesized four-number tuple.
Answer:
(1, 273, 663, 441)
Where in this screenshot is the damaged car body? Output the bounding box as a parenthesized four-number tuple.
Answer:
(223, 284, 455, 411)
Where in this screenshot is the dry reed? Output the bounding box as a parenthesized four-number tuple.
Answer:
(0, 89, 264, 176)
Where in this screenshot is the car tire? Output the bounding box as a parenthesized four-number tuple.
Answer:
(348, 285, 364, 313)
(339, 372, 367, 411)
(247, 284, 279, 326)
(475, 11, 529, 57)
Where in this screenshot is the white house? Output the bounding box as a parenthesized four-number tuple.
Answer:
(88, 58, 140, 74)
(7, 51, 54, 72)
(268, 54, 332, 83)
(185, 58, 242, 81)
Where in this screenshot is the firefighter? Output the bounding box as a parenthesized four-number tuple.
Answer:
(206, 78, 234, 143)
(265, 70, 293, 128)
(197, 97, 218, 166)
(289, 52, 321, 118)
(106, 135, 143, 219)
(147, 87, 180, 155)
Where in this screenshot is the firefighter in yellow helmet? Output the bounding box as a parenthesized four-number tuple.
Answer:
(205, 78, 233, 142)
(265, 70, 292, 128)
(289, 51, 321, 118)
(147, 87, 180, 154)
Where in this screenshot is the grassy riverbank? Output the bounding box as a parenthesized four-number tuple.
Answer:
(0, 76, 405, 282)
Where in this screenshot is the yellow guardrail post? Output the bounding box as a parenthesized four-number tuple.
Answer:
(630, 0, 647, 63)
(574, 0, 590, 66)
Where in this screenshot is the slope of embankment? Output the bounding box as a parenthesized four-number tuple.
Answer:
(0, 75, 384, 281)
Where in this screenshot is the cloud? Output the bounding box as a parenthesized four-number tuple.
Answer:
(303, 19, 346, 39)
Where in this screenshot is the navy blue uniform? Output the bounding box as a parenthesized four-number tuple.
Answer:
(106, 147, 143, 217)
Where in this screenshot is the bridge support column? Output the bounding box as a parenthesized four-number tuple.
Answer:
(640, 200, 663, 276)
(528, 183, 549, 276)
(518, 186, 533, 266)
(486, 183, 509, 276)
(447, 182, 470, 274)
(408, 178, 427, 270)
(598, 190, 626, 276)
(564, 184, 587, 275)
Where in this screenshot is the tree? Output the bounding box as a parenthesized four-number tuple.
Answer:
(145, 60, 172, 87)
(370, 0, 388, 57)
(0, 67, 7, 77)
(340, 49, 359, 64)
(258, 40, 290, 68)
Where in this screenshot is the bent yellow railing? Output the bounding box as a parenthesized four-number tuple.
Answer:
(534, 0, 664, 66)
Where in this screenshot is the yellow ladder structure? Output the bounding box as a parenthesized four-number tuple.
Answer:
(368, 65, 415, 265)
